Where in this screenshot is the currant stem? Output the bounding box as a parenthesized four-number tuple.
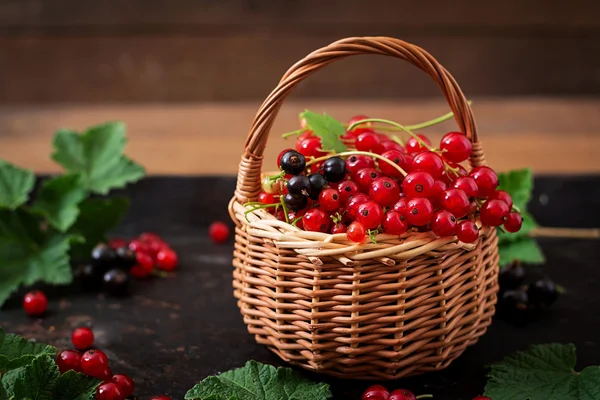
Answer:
(406, 100, 472, 131)
(281, 128, 307, 138)
(279, 195, 290, 224)
(305, 150, 407, 177)
(416, 395, 434, 399)
(349, 118, 433, 151)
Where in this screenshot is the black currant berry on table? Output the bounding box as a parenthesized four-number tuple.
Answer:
(499, 289, 531, 324)
(279, 150, 306, 175)
(323, 156, 346, 182)
(77, 263, 104, 291)
(103, 269, 131, 296)
(307, 173, 328, 199)
(527, 278, 559, 310)
(498, 262, 526, 290)
(114, 246, 137, 270)
(91, 243, 117, 269)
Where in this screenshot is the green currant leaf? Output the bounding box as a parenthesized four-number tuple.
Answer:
(52, 370, 100, 400)
(11, 355, 59, 400)
(300, 111, 347, 154)
(51, 122, 145, 194)
(499, 236, 545, 267)
(0, 160, 35, 210)
(31, 174, 87, 232)
(485, 343, 600, 400)
(0, 328, 56, 373)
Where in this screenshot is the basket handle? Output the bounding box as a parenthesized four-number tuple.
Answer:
(234, 36, 485, 204)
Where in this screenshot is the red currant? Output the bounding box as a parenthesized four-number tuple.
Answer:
(337, 180, 359, 204)
(96, 383, 123, 400)
(56, 350, 82, 374)
(480, 199, 510, 226)
(392, 197, 408, 214)
(156, 248, 178, 271)
(405, 134, 431, 154)
(452, 176, 479, 198)
(356, 131, 381, 152)
(431, 210, 458, 236)
(440, 131, 472, 162)
(441, 188, 470, 218)
(346, 155, 375, 177)
(376, 140, 404, 155)
(411, 151, 444, 178)
(319, 188, 341, 211)
(379, 150, 406, 178)
(402, 171, 434, 198)
(430, 180, 448, 208)
(331, 222, 347, 234)
(277, 148, 294, 169)
(489, 190, 513, 209)
(275, 209, 286, 221)
(258, 192, 277, 204)
(406, 198, 434, 226)
(23, 290, 48, 317)
(504, 212, 523, 232)
(472, 397, 492, 400)
(302, 209, 331, 232)
(81, 349, 109, 379)
(347, 115, 372, 136)
(346, 221, 366, 242)
(362, 385, 390, 400)
(369, 177, 400, 207)
(469, 166, 499, 197)
(296, 136, 326, 158)
(209, 221, 230, 244)
(112, 374, 135, 397)
(356, 201, 384, 229)
(382, 211, 408, 235)
(72, 327, 94, 350)
(457, 220, 479, 243)
(130, 251, 155, 279)
(128, 239, 150, 254)
(355, 168, 381, 192)
(109, 238, 127, 249)
(346, 193, 370, 220)
(297, 130, 313, 142)
(388, 389, 416, 400)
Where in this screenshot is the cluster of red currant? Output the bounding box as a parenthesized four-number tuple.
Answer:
(363, 384, 490, 400)
(252, 115, 523, 243)
(110, 233, 179, 278)
(57, 327, 171, 400)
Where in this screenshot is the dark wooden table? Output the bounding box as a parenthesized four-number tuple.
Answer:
(1, 176, 599, 400)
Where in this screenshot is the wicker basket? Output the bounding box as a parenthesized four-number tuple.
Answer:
(228, 36, 499, 380)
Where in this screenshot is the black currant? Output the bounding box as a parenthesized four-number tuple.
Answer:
(279, 150, 306, 175)
(103, 268, 130, 296)
(287, 175, 310, 196)
(527, 278, 559, 310)
(91, 243, 117, 270)
(498, 262, 526, 291)
(323, 156, 346, 183)
(77, 263, 103, 291)
(307, 174, 328, 200)
(115, 246, 137, 270)
(283, 193, 308, 212)
(499, 289, 531, 324)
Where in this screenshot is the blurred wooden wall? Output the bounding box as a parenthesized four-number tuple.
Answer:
(1, 0, 599, 104)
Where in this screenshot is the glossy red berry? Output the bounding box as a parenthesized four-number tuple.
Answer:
(402, 172, 434, 198)
(72, 327, 94, 350)
(406, 198, 434, 226)
(441, 188, 471, 218)
(112, 374, 135, 397)
(277, 148, 294, 168)
(489, 190, 514, 209)
(331, 222, 347, 234)
(430, 180, 448, 208)
(109, 238, 127, 249)
(472, 396, 492, 400)
(258, 192, 277, 204)
(346, 155, 375, 177)
(355, 168, 380, 192)
(81, 349, 110, 379)
(96, 383, 123, 400)
(452, 176, 479, 198)
(469, 166, 499, 197)
(356, 201, 384, 229)
(296, 136, 325, 158)
(388, 389, 416, 400)
(128, 239, 150, 254)
(156, 248, 178, 271)
(431, 210, 458, 236)
(23, 290, 48, 317)
(346, 193, 370, 220)
(56, 350, 82, 374)
(337, 181, 359, 204)
(440, 131, 473, 162)
(405, 134, 431, 154)
(346, 221, 366, 242)
(376, 140, 404, 155)
(130, 251, 155, 279)
(382, 211, 408, 235)
(302, 209, 331, 233)
(379, 150, 406, 178)
(480, 199, 510, 226)
(411, 151, 445, 178)
(362, 385, 390, 400)
(457, 220, 479, 243)
(319, 188, 341, 211)
(392, 197, 408, 214)
(209, 221, 230, 244)
(504, 212, 523, 232)
(356, 131, 381, 152)
(347, 115, 372, 136)
(369, 177, 400, 207)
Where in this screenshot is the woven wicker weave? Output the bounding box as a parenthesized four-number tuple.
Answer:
(228, 36, 499, 380)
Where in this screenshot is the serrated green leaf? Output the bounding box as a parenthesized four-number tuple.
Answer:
(11, 355, 59, 400)
(31, 174, 87, 232)
(0, 381, 8, 400)
(51, 122, 145, 194)
(0, 328, 55, 373)
(485, 343, 600, 400)
(300, 111, 347, 154)
(185, 360, 332, 400)
(68, 197, 130, 260)
(1, 368, 22, 397)
(52, 370, 100, 400)
(497, 168, 533, 211)
(499, 236, 545, 266)
(0, 160, 35, 210)
(497, 211, 538, 245)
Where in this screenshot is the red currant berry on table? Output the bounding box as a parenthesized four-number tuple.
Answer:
(258, 192, 277, 204)
(128, 239, 150, 254)
(209, 221, 230, 244)
(457, 220, 480, 243)
(56, 350, 82, 374)
(431, 210, 458, 237)
(392, 197, 408, 214)
(440, 131, 473, 162)
(346, 221, 366, 243)
(355, 168, 381, 192)
(130, 252, 155, 279)
(406, 198, 434, 226)
(337, 180, 359, 204)
(405, 134, 431, 154)
(356, 131, 381, 152)
(23, 290, 48, 317)
(411, 151, 445, 179)
(302, 209, 331, 233)
(72, 327, 94, 350)
(81, 349, 110, 379)
(369, 177, 400, 207)
(504, 212, 523, 232)
(389, 389, 417, 400)
(362, 384, 390, 400)
(112, 374, 135, 397)
(441, 188, 471, 219)
(402, 172, 434, 198)
(346, 155, 375, 177)
(277, 148, 294, 169)
(469, 166, 499, 197)
(96, 383, 123, 400)
(480, 199, 510, 226)
(379, 150, 406, 178)
(489, 189, 513, 209)
(319, 188, 341, 212)
(356, 201, 384, 230)
(156, 248, 178, 271)
(452, 176, 479, 198)
(331, 222, 347, 234)
(347, 114, 372, 136)
(383, 211, 408, 235)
